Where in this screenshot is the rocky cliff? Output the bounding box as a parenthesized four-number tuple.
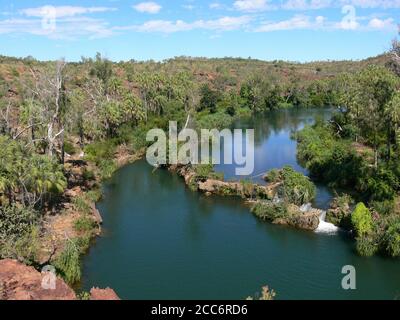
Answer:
(0, 259, 119, 300)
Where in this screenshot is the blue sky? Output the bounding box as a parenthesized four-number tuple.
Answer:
(0, 0, 399, 62)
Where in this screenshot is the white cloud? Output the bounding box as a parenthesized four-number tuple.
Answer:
(20, 6, 116, 18)
(282, 0, 332, 10)
(368, 17, 396, 29)
(210, 3, 222, 9)
(118, 16, 253, 33)
(182, 4, 195, 10)
(234, 0, 274, 12)
(256, 14, 325, 31)
(133, 2, 162, 14)
(281, 0, 400, 9)
(0, 16, 113, 39)
(339, 0, 400, 8)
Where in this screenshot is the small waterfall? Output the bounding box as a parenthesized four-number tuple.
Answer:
(301, 203, 339, 234)
(315, 210, 339, 234)
(300, 203, 312, 212)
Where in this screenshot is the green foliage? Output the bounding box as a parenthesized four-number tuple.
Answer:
(85, 189, 103, 202)
(64, 141, 77, 155)
(296, 122, 400, 202)
(84, 139, 117, 164)
(0, 136, 67, 207)
(251, 201, 289, 222)
(199, 84, 221, 113)
(72, 195, 91, 215)
(280, 166, 316, 206)
(82, 168, 96, 181)
(54, 240, 81, 285)
(263, 167, 316, 205)
(0, 205, 38, 242)
(383, 218, 400, 257)
(356, 235, 379, 257)
(193, 163, 224, 181)
(91, 52, 113, 92)
(264, 169, 281, 183)
(240, 179, 255, 198)
(74, 215, 97, 233)
(0, 205, 40, 263)
(296, 123, 363, 188)
(77, 291, 91, 300)
(351, 203, 374, 236)
(98, 159, 118, 180)
(195, 111, 234, 130)
(326, 194, 353, 228)
(370, 200, 395, 216)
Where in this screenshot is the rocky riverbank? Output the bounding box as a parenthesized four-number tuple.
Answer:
(168, 164, 322, 231)
(0, 259, 119, 300)
(14, 147, 146, 300)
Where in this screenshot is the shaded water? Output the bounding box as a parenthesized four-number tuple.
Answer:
(82, 108, 400, 300)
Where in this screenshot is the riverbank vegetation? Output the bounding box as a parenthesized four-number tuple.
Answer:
(295, 41, 400, 257)
(0, 39, 399, 285)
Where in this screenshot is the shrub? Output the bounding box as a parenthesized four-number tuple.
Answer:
(77, 291, 91, 300)
(251, 201, 289, 222)
(74, 215, 97, 234)
(98, 159, 117, 180)
(64, 141, 77, 155)
(54, 240, 81, 285)
(0, 225, 40, 264)
(264, 169, 281, 183)
(356, 235, 379, 257)
(351, 203, 374, 236)
(84, 140, 117, 165)
(240, 180, 255, 198)
(280, 166, 316, 206)
(85, 189, 103, 202)
(193, 164, 223, 181)
(195, 112, 234, 130)
(82, 168, 96, 181)
(383, 220, 400, 257)
(72, 196, 91, 215)
(326, 194, 353, 228)
(370, 200, 395, 216)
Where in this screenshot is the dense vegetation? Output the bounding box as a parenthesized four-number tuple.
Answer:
(0, 38, 399, 280)
(264, 166, 316, 206)
(295, 42, 400, 257)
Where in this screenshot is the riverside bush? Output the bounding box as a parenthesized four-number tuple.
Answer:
(351, 203, 374, 236)
(264, 166, 316, 205)
(251, 201, 289, 222)
(54, 240, 81, 285)
(0, 205, 38, 243)
(280, 166, 316, 206)
(383, 219, 400, 257)
(0, 205, 40, 263)
(356, 235, 379, 257)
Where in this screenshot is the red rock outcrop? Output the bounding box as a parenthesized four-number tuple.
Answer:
(0, 259, 76, 300)
(90, 287, 120, 300)
(0, 259, 121, 300)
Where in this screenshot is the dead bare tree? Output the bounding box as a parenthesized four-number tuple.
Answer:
(26, 60, 67, 160)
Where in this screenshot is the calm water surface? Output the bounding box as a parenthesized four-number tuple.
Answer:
(82, 108, 400, 300)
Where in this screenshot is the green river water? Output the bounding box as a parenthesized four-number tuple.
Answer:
(81, 108, 400, 300)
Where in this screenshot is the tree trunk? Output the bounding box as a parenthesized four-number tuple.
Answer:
(61, 126, 65, 164)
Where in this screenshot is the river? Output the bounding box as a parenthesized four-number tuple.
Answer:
(81, 108, 400, 300)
